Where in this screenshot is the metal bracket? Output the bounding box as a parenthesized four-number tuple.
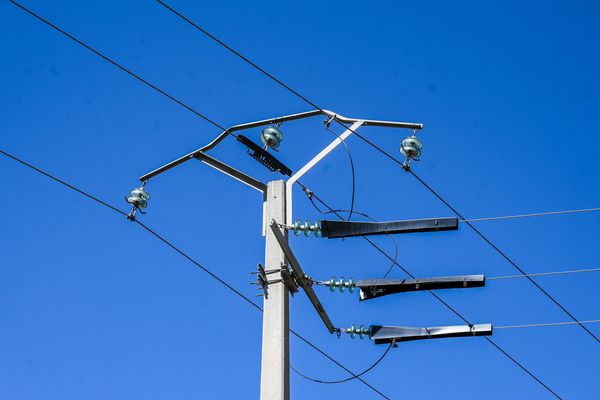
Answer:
(195, 152, 267, 193)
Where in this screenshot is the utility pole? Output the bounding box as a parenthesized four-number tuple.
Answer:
(134, 109, 429, 399)
(261, 180, 289, 400)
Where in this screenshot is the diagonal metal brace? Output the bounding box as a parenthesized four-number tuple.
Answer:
(269, 221, 335, 333)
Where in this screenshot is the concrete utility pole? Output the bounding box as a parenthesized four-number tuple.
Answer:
(260, 180, 289, 400)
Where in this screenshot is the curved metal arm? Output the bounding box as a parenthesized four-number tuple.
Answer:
(139, 109, 423, 182)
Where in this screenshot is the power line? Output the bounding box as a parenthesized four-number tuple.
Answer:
(0, 148, 390, 399)
(0, 149, 128, 217)
(408, 169, 600, 343)
(481, 336, 562, 399)
(290, 343, 393, 384)
(489, 267, 600, 281)
(461, 207, 600, 223)
(324, 126, 356, 221)
(497, 320, 600, 330)
(155, 0, 323, 111)
(299, 181, 561, 399)
(299, 201, 400, 278)
(8, 0, 229, 133)
(151, 0, 598, 346)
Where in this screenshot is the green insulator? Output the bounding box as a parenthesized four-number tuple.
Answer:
(338, 277, 345, 293)
(348, 277, 355, 293)
(329, 276, 337, 292)
(349, 324, 356, 339)
(293, 219, 302, 236)
(313, 221, 322, 237)
(303, 220, 311, 237)
(359, 324, 367, 339)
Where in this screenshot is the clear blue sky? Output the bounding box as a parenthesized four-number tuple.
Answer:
(1, 0, 599, 398)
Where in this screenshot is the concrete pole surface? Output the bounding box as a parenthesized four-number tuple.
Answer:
(260, 180, 290, 400)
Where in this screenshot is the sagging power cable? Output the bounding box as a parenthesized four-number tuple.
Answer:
(0, 147, 391, 399)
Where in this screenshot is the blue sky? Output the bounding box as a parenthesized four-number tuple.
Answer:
(1, 0, 599, 398)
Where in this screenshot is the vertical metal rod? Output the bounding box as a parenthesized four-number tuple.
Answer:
(260, 180, 290, 400)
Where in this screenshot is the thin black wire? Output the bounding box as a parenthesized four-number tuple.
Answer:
(154, 0, 598, 345)
(496, 320, 600, 330)
(290, 343, 393, 384)
(156, 0, 323, 111)
(303, 199, 399, 279)
(0, 148, 390, 400)
(324, 126, 356, 220)
(8, 0, 229, 133)
(489, 267, 600, 280)
(408, 169, 600, 344)
(300, 182, 562, 399)
(461, 207, 600, 223)
(0, 149, 128, 217)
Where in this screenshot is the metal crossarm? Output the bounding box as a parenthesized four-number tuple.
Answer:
(358, 275, 485, 300)
(319, 217, 459, 239)
(370, 323, 493, 344)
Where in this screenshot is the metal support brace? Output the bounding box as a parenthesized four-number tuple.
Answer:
(285, 120, 364, 225)
(269, 221, 335, 334)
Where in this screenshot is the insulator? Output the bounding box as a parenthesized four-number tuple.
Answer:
(347, 277, 355, 293)
(292, 219, 322, 237)
(346, 324, 370, 339)
(313, 221, 322, 237)
(328, 276, 337, 292)
(303, 220, 311, 237)
(126, 187, 150, 209)
(400, 134, 423, 161)
(359, 324, 369, 339)
(260, 126, 284, 150)
(338, 277, 345, 293)
(293, 219, 302, 236)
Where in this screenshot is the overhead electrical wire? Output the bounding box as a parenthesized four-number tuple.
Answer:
(7, 0, 229, 134)
(0, 148, 390, 400)
(488, 267, 600, 281)
(300, 202, 400, 278)
(290, 342, 393, 384)
(461, 207, 600, 223)
(496, 320, 600, 330)
(152, 0, 600, 346)
(324, 125, 356, 221)
(408, 170, 600, 343)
